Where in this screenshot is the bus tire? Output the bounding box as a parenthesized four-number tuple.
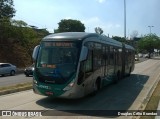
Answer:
(96, 78, 101, 90)
(113, 71, 119, 84)
(91, 78, 101, 95)
(127, 67, 131, 77)
(117, 71, 121, 80)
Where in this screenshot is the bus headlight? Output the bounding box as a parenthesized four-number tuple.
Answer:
(63, 82, 74, 91)
(33, 79, 37, 84)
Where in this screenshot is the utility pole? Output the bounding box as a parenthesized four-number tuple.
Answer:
(124, 0, 126, 39)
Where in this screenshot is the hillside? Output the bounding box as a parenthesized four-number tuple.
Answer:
(0, 21, 49, 67)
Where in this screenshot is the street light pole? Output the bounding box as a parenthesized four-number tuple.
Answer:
(148, 26, 154, 34)
(124, 0, 126, 39)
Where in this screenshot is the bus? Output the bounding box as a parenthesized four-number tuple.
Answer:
(32, 32, 135, 99)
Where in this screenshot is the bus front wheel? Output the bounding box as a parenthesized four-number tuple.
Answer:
(92, 78, 101, 95)
(89, 78, 101, 96)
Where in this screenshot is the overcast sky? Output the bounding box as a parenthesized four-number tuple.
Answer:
(13, 0, 160, 37)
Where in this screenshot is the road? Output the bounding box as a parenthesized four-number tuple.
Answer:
(0, 74, 32, 87)
(0, 58, 160, 119)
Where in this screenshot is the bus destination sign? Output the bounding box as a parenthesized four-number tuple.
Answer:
(44, 42, 73, 47)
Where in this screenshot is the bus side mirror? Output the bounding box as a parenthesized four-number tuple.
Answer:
(80, 46, 88, 61)
(32, 45, 40, 61)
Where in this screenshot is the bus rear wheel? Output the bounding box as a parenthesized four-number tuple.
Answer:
(114, 71, 120, 84)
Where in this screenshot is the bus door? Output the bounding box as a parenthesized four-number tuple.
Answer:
(92, 43, 103, 80)
(125, 50, 129, 75)
(102, 46, 106, 77)
(81, 41, 94, 95)
(83, 49, 93, 94)
(114, 49, 118, 74)
(78, 49, 93, 95)
(107, 46, 114, 82)
(104, 46, 109, 77)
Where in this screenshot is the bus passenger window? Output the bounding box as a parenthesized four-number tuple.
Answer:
(109, 46, 114, 65)
(93, 43, 102, 70)
(85, 50, 92, 72)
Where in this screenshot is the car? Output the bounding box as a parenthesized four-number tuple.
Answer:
(0, 63, 17, 76)
(24, 64, 34, 77)
(135, 55, 139, 61)
(138, 53, 143, 58)
(144, 54, 149, 58)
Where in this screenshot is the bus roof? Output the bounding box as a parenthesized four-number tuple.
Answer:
(43, 32, 99, 41)
(125, 44, 135, 50)
(100, 35, 122, 47)
(42, 32, 134, 50)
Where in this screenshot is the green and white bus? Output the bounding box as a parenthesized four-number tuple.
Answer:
(32, 32, 135, 98)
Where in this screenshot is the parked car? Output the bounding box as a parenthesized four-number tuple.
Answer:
(0, 63, 17, 76)
(144, 54, 149, 58)
(138, 53, 143, 58)
(24, 64, 34, 77)
(135, 55, 139, 61)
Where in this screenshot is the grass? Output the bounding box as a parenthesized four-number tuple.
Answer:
(139, 79, 160, 119)
(0, 82, 32, 96)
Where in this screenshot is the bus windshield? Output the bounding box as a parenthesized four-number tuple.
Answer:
(36, 41, 81, 84)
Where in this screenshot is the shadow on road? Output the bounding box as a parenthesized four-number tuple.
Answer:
(151, 57, 160, 60)
(36, 74, 149, 117)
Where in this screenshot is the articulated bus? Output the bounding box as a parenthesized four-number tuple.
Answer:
(32, 32, 135, 98)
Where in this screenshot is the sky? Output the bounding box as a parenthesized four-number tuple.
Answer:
(13, 0, 160, 38)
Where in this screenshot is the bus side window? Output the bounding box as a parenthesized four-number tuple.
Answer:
(93, 43, 102, 70)
(78, 42, 93, 85)
(109, 46, 114, 65)
(85, 50, 93, 72)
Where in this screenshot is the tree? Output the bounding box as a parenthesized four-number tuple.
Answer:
(137, 34, 160, 58)
(0, 19, 43, 67)
(11, 19, 28, 27)
(112, 36, 126, 42)
(95, 27, 103, 35)
(54, 19, 85, 33)
(0, 0, 16, 19)
(0, 0, 16, 43)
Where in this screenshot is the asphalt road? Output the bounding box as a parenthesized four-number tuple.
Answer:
(0, 58, 160, 119)
(0, 74, 32, 87)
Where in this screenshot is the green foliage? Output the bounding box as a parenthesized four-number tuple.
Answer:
(0, 0, 16, 19)
(95, 27, 103, 34)
(11, 19, 28, 27)
(137, 34, 160, 57)
(0, 19, 48, 67)
(54, 19, 85, 33)
(112, 36, 126, 42)
(0, 0, 49, 67)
